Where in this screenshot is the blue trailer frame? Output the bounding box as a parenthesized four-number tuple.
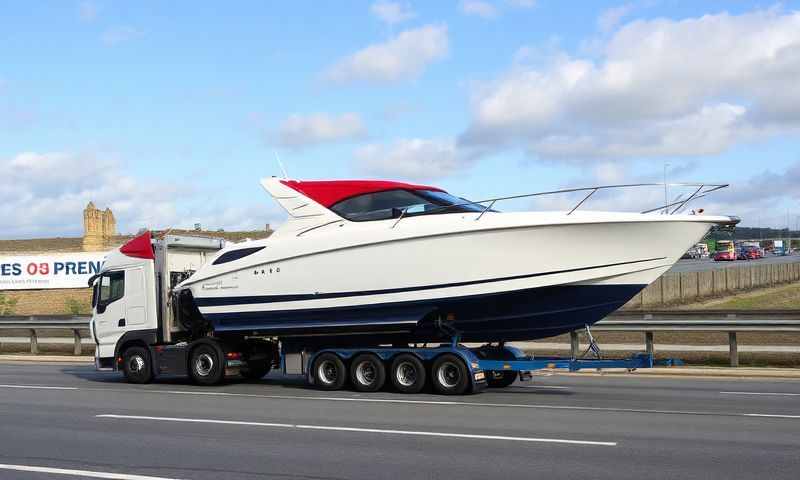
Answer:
(303, 341, 664, 393)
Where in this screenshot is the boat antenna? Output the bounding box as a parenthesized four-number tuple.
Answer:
(274, 151, 289, 179)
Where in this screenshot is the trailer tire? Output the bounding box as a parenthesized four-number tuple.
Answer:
(431, 354, 469, 395)
(487, 371, 518, 388)
(390, 354, 426, 394)
(190, 343, 224, 386)
(312, 353, 347, 391)
(350, 354, 386, 392)
(122, 346, 153, 384)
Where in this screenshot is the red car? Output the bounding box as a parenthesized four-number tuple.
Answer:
(714, 250, 736, 261)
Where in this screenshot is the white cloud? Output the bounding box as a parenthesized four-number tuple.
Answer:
(461, 8, 800, 162)
(101, 26, 142, 46)
(354, 138, 471, 181)
(276, 113, 367, 148)
(0, 152, 283, 238)
(597, 3, 634, 32)
(370, 1, 416, 25)
(507, 0, 536, 7)
(461, 1, 499, 19)
(325, 24, 449, 84)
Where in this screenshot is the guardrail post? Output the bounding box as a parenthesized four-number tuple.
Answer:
(73, 329, 82, 356)
(29, 329, 38, 355)
(728, 332, 738, 367)
(570, 330, 579, 359)
(645, 331, 654, 356)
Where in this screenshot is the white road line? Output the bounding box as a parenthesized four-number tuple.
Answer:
(0, 384, 78, 390)
(0, 463, 182, 480)
(515, 385, 570, 390)
(96, 414, 617, 446)
(721, 391, 800, 397)
(745, 414, 800, 419)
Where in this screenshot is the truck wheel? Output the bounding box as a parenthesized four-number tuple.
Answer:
(431, 354, 469, 395)
(390, 354, 426, 394)
(487, 371, 518, 388)
(242, 360, 271, 381)
(122, 346, 153, 384)
(350, 353, 386, 392)
(190, 344, 224, 386)
(312, 353, 346, 391)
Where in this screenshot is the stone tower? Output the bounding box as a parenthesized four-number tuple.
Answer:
(83, 202, 116, 251)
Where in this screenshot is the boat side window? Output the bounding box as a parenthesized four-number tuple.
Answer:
(97, 271, 124, 313)
(331, 189, 485, 221)
(212, 246, 265, 265)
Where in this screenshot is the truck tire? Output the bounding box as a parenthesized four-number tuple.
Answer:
(122, 346, 153, 384)
(190, 343, 225, 386)
(390, 354, 426, 394)
(350, 353, 386, 392)
(487, 371, 518, 388)
(242, 360, 271, 381)
(312, 352, 346, 391)
(431, 354, 469, 395)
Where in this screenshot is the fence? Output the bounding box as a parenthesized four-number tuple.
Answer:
(3, 312, 800, 367)
(625, 261, 800, 309)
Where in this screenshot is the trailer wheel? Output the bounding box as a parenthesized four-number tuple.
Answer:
(431, 354, 469, 395)
(390, 354, 426, 394)
(122, 346, 153, 384)
(312, 353, 346, 391)
(190, 343, 224, 385)
(350, 354, 386, 392)
(487, 371, 518, 388)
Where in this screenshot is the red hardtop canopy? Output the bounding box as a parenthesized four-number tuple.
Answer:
(120, 230, 155, 260)
(281, 180, 444, 208)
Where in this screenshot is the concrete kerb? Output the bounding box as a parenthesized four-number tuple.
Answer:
(555, 366, 800, 379)
(0, 354, 93, 363)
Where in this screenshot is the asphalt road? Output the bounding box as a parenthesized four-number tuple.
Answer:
(669, 254, 800, 273)
(1, 363, 799, 479)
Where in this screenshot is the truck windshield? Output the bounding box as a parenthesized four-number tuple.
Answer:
(331, 189, 486, 222)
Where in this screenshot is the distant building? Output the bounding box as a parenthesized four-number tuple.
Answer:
(82, 202, 117, 251)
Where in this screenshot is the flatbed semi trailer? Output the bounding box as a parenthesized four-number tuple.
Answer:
(91, 234, 656, 395)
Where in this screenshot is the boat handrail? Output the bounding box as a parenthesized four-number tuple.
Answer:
(393, 182, 730, 226)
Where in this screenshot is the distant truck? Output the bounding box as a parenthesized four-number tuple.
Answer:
(774, 240, 786, 256)
(713, 240, 736, 261)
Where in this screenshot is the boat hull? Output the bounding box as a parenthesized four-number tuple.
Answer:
(187, 214, 718, 343)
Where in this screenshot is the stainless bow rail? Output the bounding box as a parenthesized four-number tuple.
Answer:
(393, 182, 732, 227)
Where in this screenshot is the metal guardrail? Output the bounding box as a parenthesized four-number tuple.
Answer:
(1, 311, 799, 366)
(0, 315, 90, 355)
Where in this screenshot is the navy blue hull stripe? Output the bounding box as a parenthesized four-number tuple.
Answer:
(195, 256, 666, 307)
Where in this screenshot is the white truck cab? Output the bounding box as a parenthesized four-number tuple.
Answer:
(90, 232, 227, 378)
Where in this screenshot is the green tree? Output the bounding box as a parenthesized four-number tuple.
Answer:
(0, 293, 18, 316)
(65, 298, 90, 315)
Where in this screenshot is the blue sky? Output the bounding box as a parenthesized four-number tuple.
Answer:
(2, 1, 800, 238)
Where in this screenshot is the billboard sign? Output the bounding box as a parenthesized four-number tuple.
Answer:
(0, 252, 109, 290)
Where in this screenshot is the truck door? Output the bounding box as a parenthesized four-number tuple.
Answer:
(93, 270, 127, 359)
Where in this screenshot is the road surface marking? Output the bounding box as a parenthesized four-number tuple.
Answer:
(721, 391, 800, 397)
(96, 414, 617, 446)
(161, 390, 800, 419)
(1, 383, 797, 420)
(0, 463, 182, 479)
(515, 385, 570, 390)
(0, 384, 78, 390)
(744, 414, 800, 419)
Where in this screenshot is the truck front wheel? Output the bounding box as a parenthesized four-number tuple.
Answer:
(190, 344, 224, 385)
(122, 346, 153, 384)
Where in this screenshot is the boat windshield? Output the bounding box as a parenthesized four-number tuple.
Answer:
(331, 189, 485, 222)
